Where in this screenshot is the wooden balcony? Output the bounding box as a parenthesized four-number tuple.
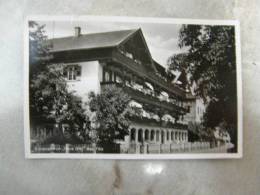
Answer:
(129, 115, 188, 130)
(112, 51, 186, 98)
(100, 82, 188, 116)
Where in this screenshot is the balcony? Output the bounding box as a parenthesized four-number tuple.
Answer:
(100, 81, 188, 116)
(112, 51, 186, 98)
(129, 115, 188, 130)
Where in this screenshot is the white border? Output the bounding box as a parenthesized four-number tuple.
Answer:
(24, 15, 243, 159)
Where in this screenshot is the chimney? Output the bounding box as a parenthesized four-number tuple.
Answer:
(74, 26, 81, 37)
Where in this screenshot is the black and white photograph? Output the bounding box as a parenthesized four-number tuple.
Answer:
(24, 16, 242, 158)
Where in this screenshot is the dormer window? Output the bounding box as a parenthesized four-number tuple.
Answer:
(64, 65, 81, 81)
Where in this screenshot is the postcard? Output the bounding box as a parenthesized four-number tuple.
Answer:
(24, 16, 242, 159)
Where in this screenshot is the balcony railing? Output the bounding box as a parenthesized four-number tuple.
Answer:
(129, 115, 188, 130)
(100, 81, 188, 115)
(112, 51, 186, 98)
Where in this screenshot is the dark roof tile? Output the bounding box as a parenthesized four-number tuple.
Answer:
(49, 29, 138, 52)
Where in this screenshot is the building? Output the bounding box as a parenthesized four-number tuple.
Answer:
(183, 92, 206, 125)
(43, 27, 203, 153)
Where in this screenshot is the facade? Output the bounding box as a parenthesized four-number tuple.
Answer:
(183, 94, 206, 124)
(45, 27, 203, 153)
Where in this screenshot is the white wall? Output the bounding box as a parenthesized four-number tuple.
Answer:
(65, 61, 103, 104)
(183, 100, 196, 123)
(195, 98, 205, 123)
(184, 97, 206, 124)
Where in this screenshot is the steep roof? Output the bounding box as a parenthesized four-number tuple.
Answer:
(49, 29, 138, 52)
(153, 60, 176, 81)
(153, 60, 167, 75)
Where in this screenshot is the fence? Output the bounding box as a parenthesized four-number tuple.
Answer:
(127, 142, 212, 154)
(31, 142, 229, 154)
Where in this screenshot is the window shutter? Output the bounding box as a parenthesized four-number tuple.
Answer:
(76, 66, 81, 76)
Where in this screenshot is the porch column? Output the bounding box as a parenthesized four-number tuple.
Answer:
(176, 131, 180, 142)
(44, 128, 47, 138)
(150, 130, 154, 142)
(135, 129, 138, 143)
(148, 130, 151, 142)
(164, 130, 167, 144)
(142, 130, 145, 143)
(158, 130, 161, 144)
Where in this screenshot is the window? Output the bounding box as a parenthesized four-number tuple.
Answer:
(125, 52, 133, 59)
(115, 75, 122, 83)
(104, 71, 110, 82)
(125, 79, 131, 87)
(64, 65, 81, 81)
(62, 124, 70, 133)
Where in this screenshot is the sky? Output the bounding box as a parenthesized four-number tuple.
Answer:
(37, 20, 186, 67)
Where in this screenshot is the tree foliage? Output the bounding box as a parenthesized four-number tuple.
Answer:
(29, 21, 52, 76)
(88, 86, 131, 146)
(168, 25, 237, 144)
(29, 21, 89, 141)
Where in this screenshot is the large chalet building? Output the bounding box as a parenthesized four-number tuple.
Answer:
(33, 27, 206, 153)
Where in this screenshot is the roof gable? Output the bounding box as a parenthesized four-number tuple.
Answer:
(49, 28, 159, 74)
(117, 29, 157, 73)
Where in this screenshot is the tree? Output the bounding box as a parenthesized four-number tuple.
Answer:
(187, 122, 203, 141)
(168, 25, 237, 150)
(29, 21, 89, 143)
(29, 21, 52, 77)
(88, 86, 131, 152)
